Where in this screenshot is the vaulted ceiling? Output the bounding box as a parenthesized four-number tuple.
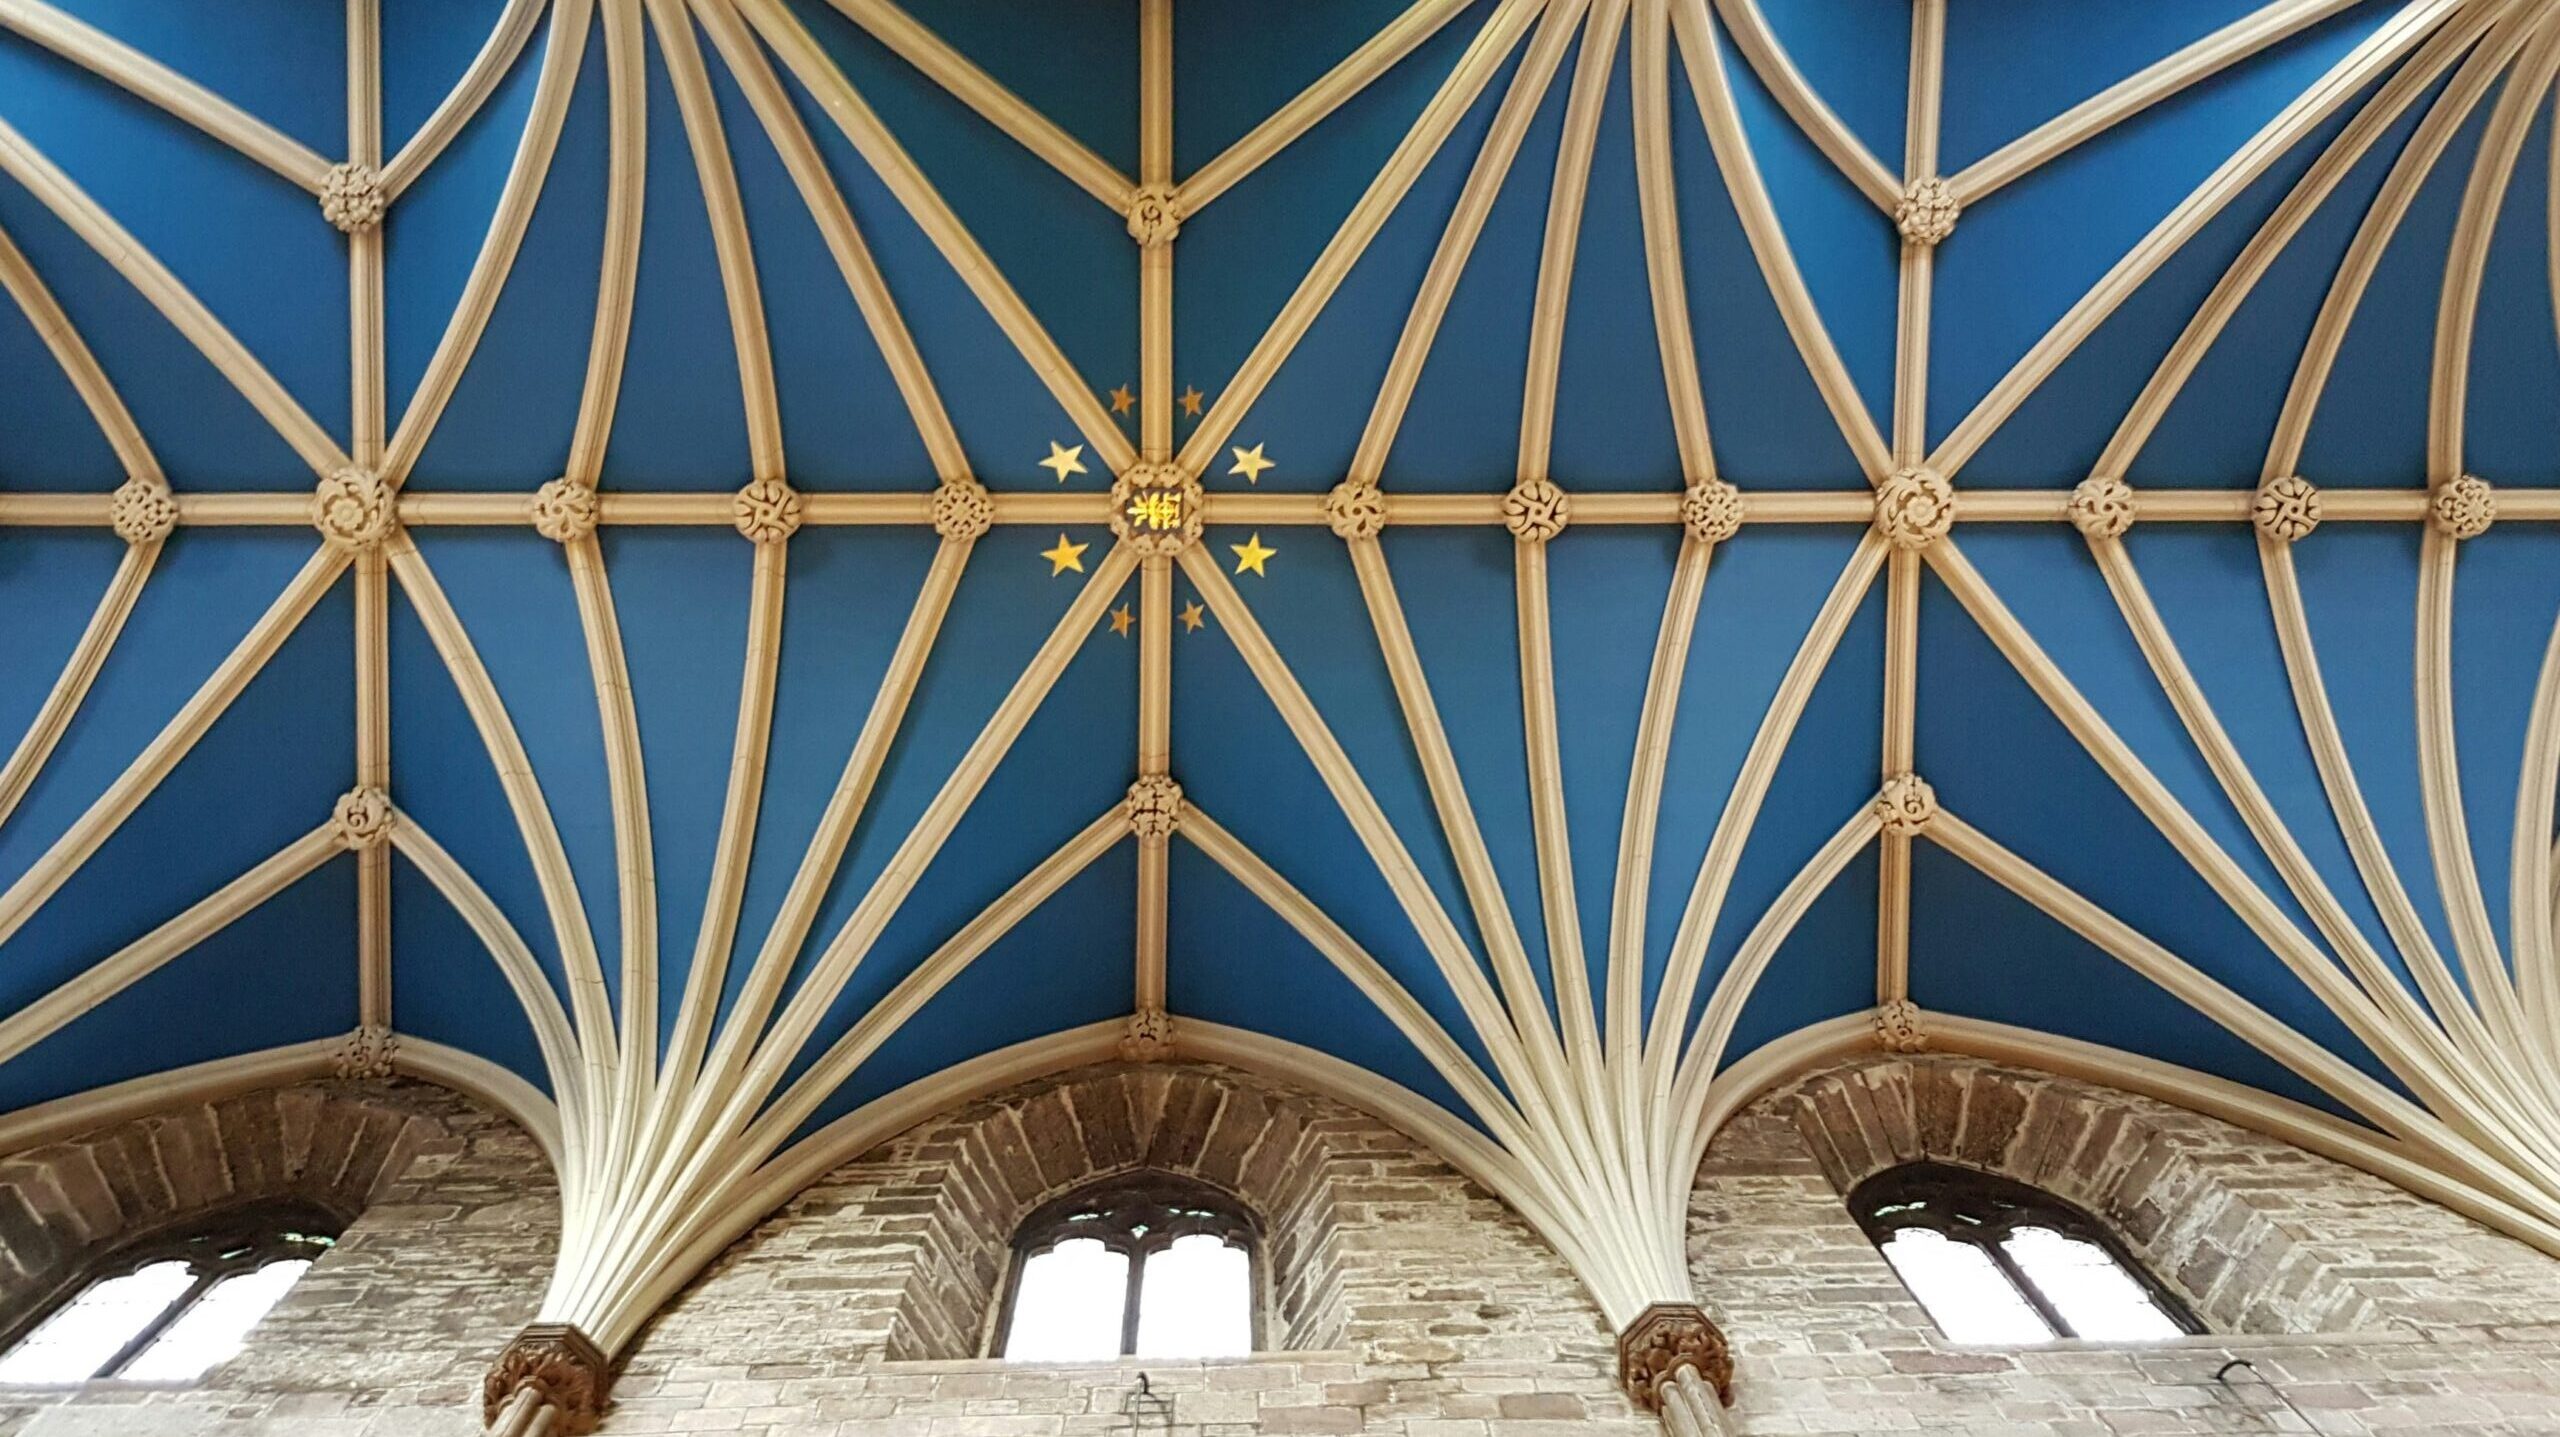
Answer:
(4, 0, 2560, 1341)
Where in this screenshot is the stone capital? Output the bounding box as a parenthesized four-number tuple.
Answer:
(483, 1323, 611, 1435)
(1618, 1302, 1733, 1412)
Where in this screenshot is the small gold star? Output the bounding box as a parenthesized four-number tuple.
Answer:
(1039, 442, 1088, 483)
(1108, 385, 1135, 416)
(1108, 604, 1134, 636)
(1179, 600, 1207, 632)
(1230, 532, 1276, 577)
(1228, 443, 1274, 485)
(1041, 534, 1089, 574)
(1179, 386, 1205, 418)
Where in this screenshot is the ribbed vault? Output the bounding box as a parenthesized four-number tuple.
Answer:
(4, 0, 2560, 1427)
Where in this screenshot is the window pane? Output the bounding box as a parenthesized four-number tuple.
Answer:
(1133, 1233, 1251, 1359)
(0, 1261, 197, 1384)
(120, 1259, 313, 1382)
(2002, 1227, 2183, 1342)
(1878, 1228, 2054, 1344)
(1003, 1238, 1129, 1362)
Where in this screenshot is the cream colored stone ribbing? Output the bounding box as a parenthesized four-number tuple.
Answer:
(1518, 539, 1610, 1152)
(542, 546, 1134, 1336)
(690, 0, 967, 483)
(348, 0, 394, 1031)
(651, 0, 785, 481)
(750, 808, 1132, 1152)
(0, 545, 152, 841)
(383, 0, 545, 194)
(1643, 535, 1888, 1101)
(659, 540, 786, 1113)
(1927, 811, 2560, 1216)
(1929, 0, 2464, 482)
(0, 0, 332, 189)
(814, 0, 1130, 210)
(1953, 0, 2373, 204)
(0, 824, 340, 1070)
(1176, 0, 1546, 474)
(384, 0, 597, 488)
(0, 223, 157, 483)
(1629, 0, 1711, 482)
(0, 114, 348, 476)
(1129, 0, 1175, 1025)
(1668, 0, 1891, 481)
(1705, 0, 1898, 209)
(1518, 0, 1629, 484)
(1180, 0, 1478, 216)
(1345, 0, 1588, 488)
(0, 548, 347, 954)
(2094, 4, 2497, 480)
(1929, 539, 2560, 1187)
(740, 0, 1133, 472)
(386, 540, 617, 1077)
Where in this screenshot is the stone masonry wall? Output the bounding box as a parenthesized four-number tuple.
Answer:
(9, 1055, 2560, 1434)
(609, 1059, 1654, 1434)
(4, 1081, 553, 1437)
(1695, 1056, 2560, 1435)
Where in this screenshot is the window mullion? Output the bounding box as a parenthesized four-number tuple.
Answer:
(1119, 1246, 1147, 1357)
(1981, 1236, 2075, 1341)
(100, 1268, 218, 1380)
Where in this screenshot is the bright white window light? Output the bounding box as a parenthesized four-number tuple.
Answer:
(1003, 1238, 1129, 1361)
(2002, 1227, 2182, 1343)
(118, 1259, 313, 1382)
(1878, 1227, 2054, 1344)
(1132, 1233, 1251, 1359)
(0, 1261, 196, 1384)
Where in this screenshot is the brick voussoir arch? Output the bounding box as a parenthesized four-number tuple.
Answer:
(0, 1081, 449, 1345)
(1780, 1056, 2403, 1337)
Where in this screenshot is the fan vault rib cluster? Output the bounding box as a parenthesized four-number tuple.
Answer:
(3, 0, 2560, 1427)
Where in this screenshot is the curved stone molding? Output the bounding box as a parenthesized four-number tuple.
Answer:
(482, 1322, 610, 1435)
(332, 786, 394, 850)
(319, 161, 388, 234)
(1871, 999, 1928, 1054)
(1874, 772, 1937, 836)
(1503, 477, 1572, 543)
(530, 477, 600, 544)
(730, 478, 803, 544)
(1116, 1006, 1177, 1062)
(335, 1024, 400, 1081)
(2431, 473, 2496, 540)
(2252, 474, 2322, 542)
(1873, 467, 1954, 549)
(929, 476, 995, 541)
(1618, 1301, 1733, 1412)
(1108, 461, 1203, 556)
(2067, 474, 2138, 540)
(1895, 176, 1959, 246)
(109, 476, 178, 546)
(312, 466, 396, 552)
(1125, 182, 1182, 247)
(1125, 773, 1183, 843)
(1680, 479, 1746, 545)
(1324, 477, 1388, 541)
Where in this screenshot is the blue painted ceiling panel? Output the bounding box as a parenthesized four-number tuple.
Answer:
(390, 850, 555, 1098)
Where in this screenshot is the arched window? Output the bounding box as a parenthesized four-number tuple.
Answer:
(995, 1175, 1259, 1362)
(1850, 1163, 2198, 1344)
(0, 1204, 340, 1384)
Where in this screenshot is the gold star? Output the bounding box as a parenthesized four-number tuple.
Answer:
(1179, 600, 1207, 632)
(1108, 604, 1134, 636)
(1227, 443, 1274, 485)
(1039, 442, 1088, 483)
(1179, 386, 1205, 418)
(1108, 385, 1136, 416)
(1230, 532, 1276, 577)
(1041, 534, 1089, 574)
